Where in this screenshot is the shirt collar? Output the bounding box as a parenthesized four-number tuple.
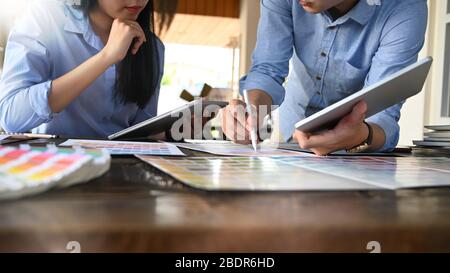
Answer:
(63, 4, 104, 51)
(63, 4, 86, 34)
(322, 0, 380, 27)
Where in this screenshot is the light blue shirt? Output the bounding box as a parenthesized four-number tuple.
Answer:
(240, 0, 427, 151)
(0, 0, 164, 137)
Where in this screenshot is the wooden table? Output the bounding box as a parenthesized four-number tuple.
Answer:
(1, 140, 450, 253)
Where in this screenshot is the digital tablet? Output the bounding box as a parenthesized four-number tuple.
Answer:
(108, 99, 228, 140)
(295, 57, 433, 133)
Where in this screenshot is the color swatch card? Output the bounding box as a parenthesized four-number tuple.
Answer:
(60, 139, 185, 156)
(137, 156, 450, 191)
(0, 145, 111, 200)
(276, 156, 450, 190)
(174, 142, 310, 157)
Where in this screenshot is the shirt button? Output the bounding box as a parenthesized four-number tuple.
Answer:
(329, 26, 336, 30)
(316, 76, 322, 81)
(317, 91, 321, 95)
(321, 52, 327, 57)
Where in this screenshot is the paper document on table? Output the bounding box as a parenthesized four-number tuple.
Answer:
(174, 142, 312, 157)
(137, 156, 450, 191)
(60, 139, 185, 156)
(277, 143, 408, 156)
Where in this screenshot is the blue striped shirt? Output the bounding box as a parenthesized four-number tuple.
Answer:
(240, 0, 427, 151)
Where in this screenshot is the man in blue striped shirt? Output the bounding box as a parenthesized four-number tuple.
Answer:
(221, 0, 427, 155)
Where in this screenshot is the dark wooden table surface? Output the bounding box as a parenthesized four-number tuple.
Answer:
(1, 139, 450, 253)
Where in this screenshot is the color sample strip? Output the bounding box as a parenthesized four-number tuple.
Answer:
(60, 139, 186, 156)
(174, 142, 312, 157)
(1, 146, 111, 201)
(137, 156, 450, 191)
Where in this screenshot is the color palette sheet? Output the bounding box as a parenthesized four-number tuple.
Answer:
(60, 139, 185, 156)
(174, 142, 310, 157)
(137, 156, 450, 191)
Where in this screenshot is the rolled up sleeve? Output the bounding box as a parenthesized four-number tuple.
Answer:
(364, 0, 427, 152)
(0, 26, 54, 133)
(239, 0, 294, 106)
(367, 104, 402, 152)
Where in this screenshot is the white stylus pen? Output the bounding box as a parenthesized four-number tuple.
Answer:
(243, 89, 258, 152)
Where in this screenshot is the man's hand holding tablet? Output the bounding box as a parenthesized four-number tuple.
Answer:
(293, 57, 433, 155)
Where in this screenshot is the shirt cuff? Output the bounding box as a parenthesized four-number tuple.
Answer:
(367, 112, 400, 152)
(240, 72, 285, 107)
(28, 80, 53, 122)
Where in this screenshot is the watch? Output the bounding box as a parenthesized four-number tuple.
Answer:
(346, 121, 373, 153)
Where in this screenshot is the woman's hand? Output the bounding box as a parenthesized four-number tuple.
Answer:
(49, 19, 146, 113)
(101, 18, 147, 65)
(293, 101, 375, 156)
(49, 19, 147, 113)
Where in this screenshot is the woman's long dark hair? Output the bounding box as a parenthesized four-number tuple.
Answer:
(78, 0, 177, 109)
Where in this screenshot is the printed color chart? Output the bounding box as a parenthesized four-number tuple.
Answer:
(174, 142, 309, 157)
(60, 139, 185, 156)
(137, 156, 450, 191)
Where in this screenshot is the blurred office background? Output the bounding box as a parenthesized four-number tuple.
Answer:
(1, 0, 449, 147)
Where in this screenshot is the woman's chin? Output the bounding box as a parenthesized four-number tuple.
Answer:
(118, 12, 140, 21)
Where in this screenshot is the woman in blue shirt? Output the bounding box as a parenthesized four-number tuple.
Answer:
(0, 0, 176, 137)
(220, 0, 427, 155)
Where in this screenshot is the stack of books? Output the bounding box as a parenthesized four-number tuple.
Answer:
(413, 125, 450, 148)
